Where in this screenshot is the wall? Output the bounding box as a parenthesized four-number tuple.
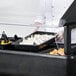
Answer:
(0, 0, 74, 37)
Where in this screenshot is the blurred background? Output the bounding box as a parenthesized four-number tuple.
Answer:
(0, 0, 74, 37)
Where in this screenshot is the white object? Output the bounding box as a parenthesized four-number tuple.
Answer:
(20, 34, 55, 45)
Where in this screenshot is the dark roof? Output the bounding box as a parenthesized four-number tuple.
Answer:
(59, 0, 76, 26)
